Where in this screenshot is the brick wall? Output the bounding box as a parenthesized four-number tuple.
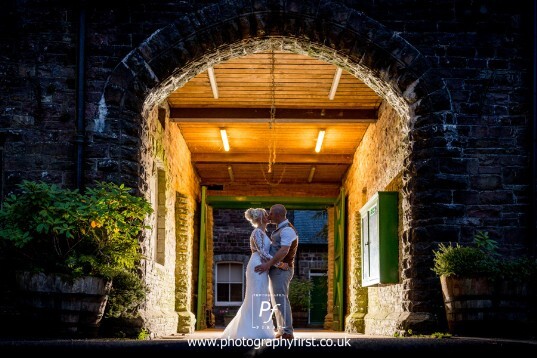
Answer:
(212, 209, 328, 326)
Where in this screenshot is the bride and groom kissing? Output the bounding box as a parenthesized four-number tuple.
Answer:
(221, 204, 298, 341)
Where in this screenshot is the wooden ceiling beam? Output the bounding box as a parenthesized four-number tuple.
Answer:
(204, 183, 342, 199)
(170, 108, 377, 123)
(191, 153, 354, 164)
(205, 194, 337, 209)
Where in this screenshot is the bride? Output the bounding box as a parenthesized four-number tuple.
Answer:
(221, 208, 287, 339)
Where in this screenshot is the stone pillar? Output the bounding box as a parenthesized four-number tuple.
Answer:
(324, 207, 334, 329)
(345, 211, 367, 333)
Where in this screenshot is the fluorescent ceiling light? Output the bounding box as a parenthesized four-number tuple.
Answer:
(328, 67, 343, 100)
(208, 66, 219, 99)
(315, 130, 325, 153)
(220, 129, 230, 151)
(227, 165, 234, 182)
(308, 166, 316, 183)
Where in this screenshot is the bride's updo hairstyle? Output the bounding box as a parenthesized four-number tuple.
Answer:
(244, 208, 266, 228)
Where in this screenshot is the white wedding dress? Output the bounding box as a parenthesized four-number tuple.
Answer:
(221, 228, 275, 339)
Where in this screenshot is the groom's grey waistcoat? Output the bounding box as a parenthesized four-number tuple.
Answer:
(269, 222, 298, 267)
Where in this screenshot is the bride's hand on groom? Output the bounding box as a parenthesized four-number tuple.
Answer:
(255, 262, 270, 273)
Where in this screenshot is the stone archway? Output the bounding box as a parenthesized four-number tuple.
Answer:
(94, 1, 454, 336)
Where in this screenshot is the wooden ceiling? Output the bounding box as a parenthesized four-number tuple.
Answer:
(168, 51, 382, 197)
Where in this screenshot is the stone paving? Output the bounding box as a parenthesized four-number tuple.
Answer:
(1, 328, 536, 355)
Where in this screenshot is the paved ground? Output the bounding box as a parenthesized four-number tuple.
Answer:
(1, 328, 536, 355)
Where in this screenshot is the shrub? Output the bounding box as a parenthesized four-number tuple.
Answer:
(0, 180, 153, 280)
(289, 277, 313, 311)
(0, 180, 153, 325)
(432, 243, 498, 277)
(432, 231, 537, 281)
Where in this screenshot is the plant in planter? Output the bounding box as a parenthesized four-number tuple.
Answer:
(0, 180, 153, 337)
(289, 277, 313, 327)
(99, 269, 151, 338)
(432, 231, 537, 338)
(223, 308, 237, 326)
(432, 231, 498, 278)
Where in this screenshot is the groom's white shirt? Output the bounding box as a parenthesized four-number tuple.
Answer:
(276, 219, 297, 246)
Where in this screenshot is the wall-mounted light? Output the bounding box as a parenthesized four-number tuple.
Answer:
(227, 165, 234, 182)
(308, 166, 316, 183)
(220, 128, 230, 151)
(315, 129, 325, 153)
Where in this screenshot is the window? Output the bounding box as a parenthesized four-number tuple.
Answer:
(155, 168, 166, 264)
(216, 262, 244, 305)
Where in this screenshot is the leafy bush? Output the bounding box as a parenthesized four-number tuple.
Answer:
(432, 231, 537, 281)
(496, 257, 537, 283)
(105, 270, 149, 319)
(0, 180, 153, 323)
(0, 180, 153, 280)
(432, 243, 498, 277)
(289, 277, 313, 311)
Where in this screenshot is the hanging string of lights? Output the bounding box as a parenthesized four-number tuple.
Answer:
(262, 49, 286, 187)
(268, 49, 277, 174)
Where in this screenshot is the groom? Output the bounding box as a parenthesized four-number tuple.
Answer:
(254, 204, 298, 340)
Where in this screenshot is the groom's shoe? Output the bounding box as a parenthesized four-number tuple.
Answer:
(281, 333, 294, 340)
(275, 332, 294, 340)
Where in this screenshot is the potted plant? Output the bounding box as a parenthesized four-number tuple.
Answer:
(0, 180, 153, 337)
(432, 231, 537, 338)
(223, 308, 236, 326)
(289, 277, 313, 327)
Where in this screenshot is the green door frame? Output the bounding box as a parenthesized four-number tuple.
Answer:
(195, 186, 208, 330)
(333, 187, 346, 331)
(196, 187, 346, 330)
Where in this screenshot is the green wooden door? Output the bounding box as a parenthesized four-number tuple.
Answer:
(333, 187, 345, 331)
(309, 274, 328, 325)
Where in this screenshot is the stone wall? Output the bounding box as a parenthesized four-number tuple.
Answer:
(138, 104, 200, 336)
(2, 2, 533, 242)
(0, 0, 534, 337)
(344, 102, 409, 335)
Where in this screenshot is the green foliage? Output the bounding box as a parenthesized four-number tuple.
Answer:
(496, 257, 537, 282)
(137, 328, 150, 340)
(432, 231, 537, 281)
(432, 243, 497, 277)
(312, 210, 328, 240)
(429, 332, 452, 339)
(473, 230, 497, 253)
(0, 180, 154, 325)
(77, 181, 154, 279)
(289, 277, 313, 311)
(0, 180, 153, 280)
(0, 181, 83, 251)
(394, 329, 452, 339)
(105, 270, 149, 319)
